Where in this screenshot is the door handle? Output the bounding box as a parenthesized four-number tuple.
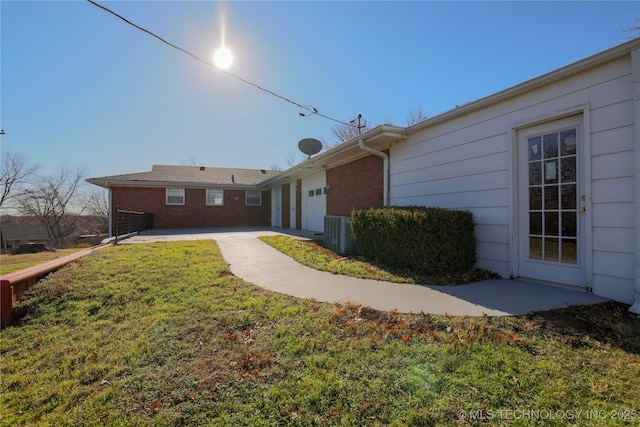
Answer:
(579, 207, 586, 214)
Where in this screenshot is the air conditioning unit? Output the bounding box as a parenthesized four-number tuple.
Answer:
(323, 215, 357, 255)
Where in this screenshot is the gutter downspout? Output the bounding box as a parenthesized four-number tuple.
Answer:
(358, 139, 390, 206)
(630, 48, 640, 315)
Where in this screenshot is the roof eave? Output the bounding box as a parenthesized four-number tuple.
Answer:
(85, 178, 265, 189)
(260, 124, 406, 186)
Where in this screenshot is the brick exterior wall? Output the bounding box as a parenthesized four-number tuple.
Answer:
(111, 187, 272, 230)
(326, 154, 384, 216)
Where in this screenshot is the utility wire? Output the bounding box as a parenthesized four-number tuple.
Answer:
(86, 0, 351, 126)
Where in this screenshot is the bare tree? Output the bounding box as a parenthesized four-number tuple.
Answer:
(384, 105, 430, 127)
(1, 151, 38, 209)
(85, 188, 109, 232)
(405, 105, 430, 126)
(329, 114, 372, 146)
(285, 152, 304, 168)
(623, 16, 640, 38)
(328, 107, 429, 146)
(18, 166, 86, 248)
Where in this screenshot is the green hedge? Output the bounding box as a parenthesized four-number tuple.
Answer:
(350, 206, 476, 275)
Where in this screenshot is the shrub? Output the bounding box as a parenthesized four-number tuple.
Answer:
(350, 206, 476, 275)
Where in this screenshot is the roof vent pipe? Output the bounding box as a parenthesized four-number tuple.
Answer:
(358, 139, 389, 206)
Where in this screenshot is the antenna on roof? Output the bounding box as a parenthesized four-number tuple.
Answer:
(298, 138, 322, 159)
(350, 114, 367, 135)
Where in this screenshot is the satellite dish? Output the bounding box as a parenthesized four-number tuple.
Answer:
(298, 138, 322, 159)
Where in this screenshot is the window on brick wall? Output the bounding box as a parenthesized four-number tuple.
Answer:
(206, 189, 224, 206)
(245, 190, 262, 206)
(166, 188, 185, 205)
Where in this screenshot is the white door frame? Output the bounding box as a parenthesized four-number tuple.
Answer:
(511, 107, 592, 289)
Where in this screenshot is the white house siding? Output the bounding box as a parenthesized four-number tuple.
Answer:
(391, 120, 511, 277)
(390, 54, 636, 304)
(589, 59, 636, 303)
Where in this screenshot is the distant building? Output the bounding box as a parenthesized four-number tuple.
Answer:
(87, 165, 279, 230)
(1, 225, 52, 253)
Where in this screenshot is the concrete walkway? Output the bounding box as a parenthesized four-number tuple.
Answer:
(121, 227, 609, 316)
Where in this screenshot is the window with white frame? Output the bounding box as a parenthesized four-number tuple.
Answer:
(166, 188, 185, 205)
(245, 190, 262, 206)
(206, 189, 224, 206)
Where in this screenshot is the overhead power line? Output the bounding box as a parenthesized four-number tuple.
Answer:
(86, 0, 351, 126)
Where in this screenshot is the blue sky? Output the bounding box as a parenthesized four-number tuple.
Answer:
(1, 1, 638, 181)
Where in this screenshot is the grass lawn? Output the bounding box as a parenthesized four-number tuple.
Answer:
(0, 249, 87, 275)
(1, 240, 639, 426)
(258, 235, 500, 285)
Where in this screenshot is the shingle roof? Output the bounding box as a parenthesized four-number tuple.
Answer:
(87, 165, 280, 188)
